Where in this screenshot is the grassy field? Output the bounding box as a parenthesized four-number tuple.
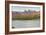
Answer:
(12, 13, 40, 20)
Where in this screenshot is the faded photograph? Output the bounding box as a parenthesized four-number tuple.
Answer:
(11, 6, 40, 28)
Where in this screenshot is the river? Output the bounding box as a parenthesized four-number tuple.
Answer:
(12, 19, 40, 28)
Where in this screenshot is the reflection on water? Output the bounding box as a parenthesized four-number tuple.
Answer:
(12, 19, 40, 28)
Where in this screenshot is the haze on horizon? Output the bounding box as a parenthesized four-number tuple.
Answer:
(11, 6, 40, 12)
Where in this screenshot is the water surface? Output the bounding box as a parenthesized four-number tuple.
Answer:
(12, 19, 40, 28)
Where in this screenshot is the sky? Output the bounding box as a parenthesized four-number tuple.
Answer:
(11, 6, 40, 12)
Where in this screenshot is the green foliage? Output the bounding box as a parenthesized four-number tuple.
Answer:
(12, 14, 40, 20)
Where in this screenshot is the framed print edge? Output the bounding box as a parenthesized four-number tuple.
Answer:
(5, 1, 45, 35)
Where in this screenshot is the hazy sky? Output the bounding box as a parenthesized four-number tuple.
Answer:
(11, 6, 40, 12)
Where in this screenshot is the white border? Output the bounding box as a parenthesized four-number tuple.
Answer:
(9, 4, 43, 32)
